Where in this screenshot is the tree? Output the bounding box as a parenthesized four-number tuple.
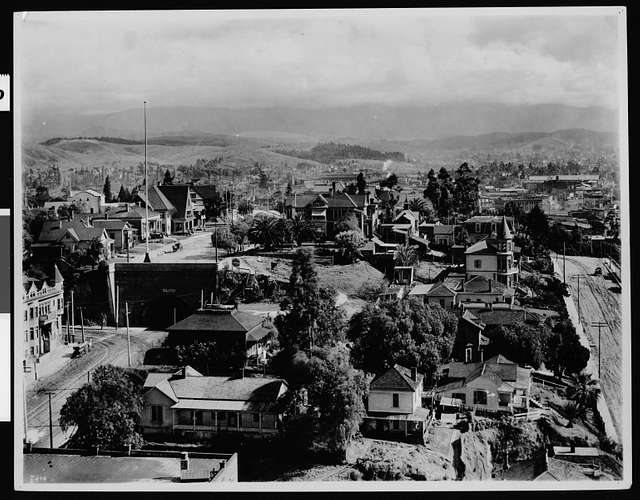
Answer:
(348, 298, 458, 385)
(162, 169, 174, 185)
(34, 186, 51, 207)
(175, 340, 218, 375)
(103, 176, 113, 203)
(230, 221, 249, 250)
(394, 243, 418, 268)
(117, 184, 130, 202)
(522, 205, 549, 248)
(423, 178, 441, 213)
(303, 344, 369, 457)
(545, 318, 590, 376)
(237, 199, 254, 216)
(274, 249, 345, 353)
(566, 373, 600, 417)
(86, 236, 105, 268)
(380, 173, 398, 189)
(356, 172, 367, 195)
(486, 322, 551, 369)
(287, 215, 314, 246)
(335, 212, 361, 234)
(407, 198, 425, 213)
(335, 230, 365, 264)
(247, 216, 287, 249)
(59, 365, 144, 450)
(452, 162, 479, 216)
(211, 226, 236, 252)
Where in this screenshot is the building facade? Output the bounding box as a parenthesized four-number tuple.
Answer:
(23, 266, 65, 364)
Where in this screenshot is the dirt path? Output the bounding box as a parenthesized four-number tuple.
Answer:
(551, 253, 623, 439)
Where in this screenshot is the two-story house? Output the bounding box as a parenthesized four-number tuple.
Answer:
(23, 265, 65, 364)
(134, 184, 177, 235)
(464, 216, 518, 288)
(158, 185, 196, 234)
(92, 219, 134, 253)
(140, 366, 287, 441)
(463, 215, 515, 244)
(69, 189, 105, 215)
(363, 364, 431, 443)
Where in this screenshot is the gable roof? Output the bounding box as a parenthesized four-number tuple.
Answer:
(370, 364, 423, 392)
(157, 185, 191, 219)
(460, 275, 507, 294)
(137, 185, 176, 214)
(465, 239, 498, 255)
(434, 224, 457, 235)
(38, 220, 107, 243)
(446, 355, 531, 390)
(92, 219, 133, 231)
(107, 205, 162, 220)
(426, 282, 457, 297)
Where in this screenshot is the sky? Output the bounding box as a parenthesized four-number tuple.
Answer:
(14, 8, 624, 115)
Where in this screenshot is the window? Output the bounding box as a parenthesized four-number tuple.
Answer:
(392, 393, 399, 408)
(194, 410, 204, 426)
(217, 411, 226, 422)
(29, 328, 34, 340)
(452, 393, 466, 405)
(498, 393, 511, 407)
(151, 405, 163, 424)
(392, 420, 400, 430)
(465, 346, 473, 363)
(439, 299, 445, 307)
(253, 413, 260, 423)
(24, 310, 27, 321)
(228, 412, 237, 427)
(473, 391, 487, 405)
(474, 259, 482, 269)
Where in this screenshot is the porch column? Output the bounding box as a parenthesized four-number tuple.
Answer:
(236, 412, 240, 431)
(192, 410, 196, 430)
(404, 421, 408, 438)
(214, 411, 217, 429)
(259, 413, 262, 434)
(172, 409, 175, 431)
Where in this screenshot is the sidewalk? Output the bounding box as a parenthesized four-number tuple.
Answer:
(24, 343, 74, 389)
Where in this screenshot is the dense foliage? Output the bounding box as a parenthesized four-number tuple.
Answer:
(59, 365, 144, 450)
(347, 298, 458, 385)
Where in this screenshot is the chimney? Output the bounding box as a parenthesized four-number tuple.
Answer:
(411, 367, 418, 381)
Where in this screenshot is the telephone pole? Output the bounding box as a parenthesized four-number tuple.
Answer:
(143, 100, 151, 263)
(591, 322, 608, 380)
(71, 290, 75, 343)
(79, 306, 85, 343)
(562, 242, 566, 286)
(47, 392, 54, 448)
(125, 302, 132, 367)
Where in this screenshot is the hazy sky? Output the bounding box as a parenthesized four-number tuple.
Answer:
(15, 8, 624, 115)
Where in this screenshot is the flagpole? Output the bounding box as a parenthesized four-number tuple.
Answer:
(143, 101, 151, 263)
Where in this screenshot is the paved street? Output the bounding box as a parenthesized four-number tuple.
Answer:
(551, 253, 623, 439)
(24, 326, 167, 448)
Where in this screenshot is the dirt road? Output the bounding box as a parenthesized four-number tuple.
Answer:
(24, 327, 167, 448)
(551, 253, 623, 438)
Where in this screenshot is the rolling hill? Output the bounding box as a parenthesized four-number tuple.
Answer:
(22, 102, 618, 143)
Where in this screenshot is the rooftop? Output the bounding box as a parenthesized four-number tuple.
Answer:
(23, 447, 235, 484)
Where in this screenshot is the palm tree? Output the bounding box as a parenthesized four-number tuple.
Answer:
(407, 198, 425, 212)
(248, 216, 286, 250)
(567, 373, 600, 416)
(394, 243, 418, 267)
(287, 215, 314, 246)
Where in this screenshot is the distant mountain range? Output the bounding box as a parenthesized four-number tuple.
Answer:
(22, 102, 618, 143)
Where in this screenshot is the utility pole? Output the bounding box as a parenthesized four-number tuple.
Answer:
(143, 100, 151, 263)
(562, 242, 566, 286)
(115, 285, 119, 331)
(65, 302, 70, 343)
(125, 302, 131, 367)
(71, 290, 75, 343)
(47, 392, 54, 448)
(591, 322, 608, 380)
(79, 306, 85, 343)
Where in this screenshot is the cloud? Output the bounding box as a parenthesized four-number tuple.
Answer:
(14, 9, 623, 116)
